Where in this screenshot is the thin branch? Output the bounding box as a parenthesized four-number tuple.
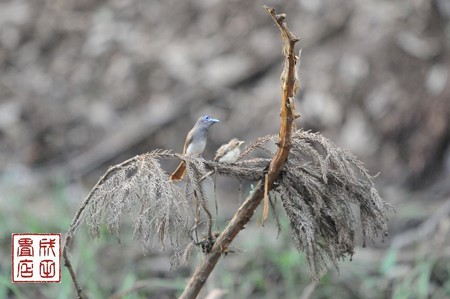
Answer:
(63, 247, 83, 299)
(179, 6, 299, 298)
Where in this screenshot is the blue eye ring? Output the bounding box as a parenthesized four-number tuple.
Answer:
(204, 115, 210, 120)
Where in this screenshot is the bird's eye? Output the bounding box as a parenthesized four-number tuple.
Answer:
(204, 115, 210, 120)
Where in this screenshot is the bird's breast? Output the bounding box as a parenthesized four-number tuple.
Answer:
(186, 138, 207, 155)
(218, 147, 240, 163)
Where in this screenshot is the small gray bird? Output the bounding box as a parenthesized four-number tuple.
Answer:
(170, 115, 220, 181)
(214, 138, 245, 163)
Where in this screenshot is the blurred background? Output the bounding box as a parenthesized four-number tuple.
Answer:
(0, 0, 449, 298)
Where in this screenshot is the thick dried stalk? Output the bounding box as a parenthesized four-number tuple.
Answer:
(179, 6, 299, 298)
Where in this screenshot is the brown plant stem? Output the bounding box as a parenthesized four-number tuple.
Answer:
(179, 6, 299, 298)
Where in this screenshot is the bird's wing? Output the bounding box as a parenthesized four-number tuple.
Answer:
(214, 143, 230, 161)
(183, 129, 194, 154)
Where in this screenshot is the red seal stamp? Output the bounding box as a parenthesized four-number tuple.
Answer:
(12, 233, 61, 283)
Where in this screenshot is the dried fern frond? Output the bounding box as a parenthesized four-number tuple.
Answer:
(278, 129, 393, 279)
(80, 130, 392, 278)
(239, 135, 278, 158)
(203, 158, 270, 181)
(209, 129, 392, 278)
(84, 151, 190, 260)
(184, 156, 211, 202)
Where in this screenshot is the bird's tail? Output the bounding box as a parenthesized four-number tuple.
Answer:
(170, 161, 186, 181)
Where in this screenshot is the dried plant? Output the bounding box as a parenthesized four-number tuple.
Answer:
(63, 6, 393, 299)
(83, 151, 188, 253)
(69, 129, 392, 278)
(240, 130, 393, 277)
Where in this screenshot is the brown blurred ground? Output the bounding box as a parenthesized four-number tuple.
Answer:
(0, 0, 449, 298)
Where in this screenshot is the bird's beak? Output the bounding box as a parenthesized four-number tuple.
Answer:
(238, 141, 245, 146)
(209, 118, 220, 123)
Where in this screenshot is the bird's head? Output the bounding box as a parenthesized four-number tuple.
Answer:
(230, 138, 245, 148)
(197, 115, 220, 129)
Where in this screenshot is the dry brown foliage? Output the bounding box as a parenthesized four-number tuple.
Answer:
(79, 129, 392, 278)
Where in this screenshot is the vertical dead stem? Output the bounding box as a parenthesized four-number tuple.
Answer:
(179, 6, 299, 299)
